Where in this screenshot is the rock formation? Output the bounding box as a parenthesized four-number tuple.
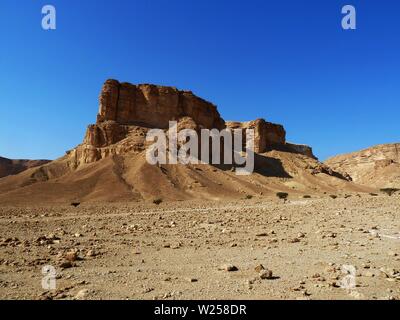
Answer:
(225, 119, 286, 153)
(72, 79, 316, 167)
(97, 80, 225, 129)
(225, 119, 315, 158)
(325, 143, 400, 187)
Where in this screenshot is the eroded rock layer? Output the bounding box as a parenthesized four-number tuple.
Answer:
(325, 143, 400, 187)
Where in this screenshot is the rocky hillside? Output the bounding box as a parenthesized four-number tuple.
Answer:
(0, 157, 50, 178)
(325, 143, 400, 188)
(0, 80, 370, 205)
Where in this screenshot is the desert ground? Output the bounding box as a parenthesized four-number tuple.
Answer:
(1, 193, 399, 300)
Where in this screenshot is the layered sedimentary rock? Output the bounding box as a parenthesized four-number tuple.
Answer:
(225, 120, 315, 158)
(225, 119, 286, 153)
(97, 80, 225, 130)
(325, 143, 400, 187)
(73, 80, 226, 166)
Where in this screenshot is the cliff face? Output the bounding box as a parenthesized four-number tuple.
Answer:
(0, 157, 50, 178)
(225, 120, 315, 158)
(225, 119, 286, 153)
(97, 80, 225, 130)
(325, 143, 400, 187)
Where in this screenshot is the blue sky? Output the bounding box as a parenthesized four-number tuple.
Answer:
(0, 0, 399, 160)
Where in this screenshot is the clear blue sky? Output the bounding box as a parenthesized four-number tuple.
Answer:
(1, 0, 399, 160)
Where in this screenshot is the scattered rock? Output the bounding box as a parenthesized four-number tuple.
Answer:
(220, 264, 238, 272)
(74, 289, 90, 300)
(86, 249, 97, 257)
(259, 269, 273, 280)
(59, 261, 73, 269)
(65, 251, 78, 262)
(256, 233, 268, 237)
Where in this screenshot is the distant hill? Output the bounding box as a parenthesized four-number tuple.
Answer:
(0, 156, 50, 178)
(325, 143, 400, 188)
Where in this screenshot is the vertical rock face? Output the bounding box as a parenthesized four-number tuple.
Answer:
(225, 120, 316, 158)
(225, 119, 286, 153)
(96, 79, 225, 130)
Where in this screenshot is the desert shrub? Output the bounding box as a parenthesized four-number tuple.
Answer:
(153, 198, 163, 205)
(276, 192, 289, 200)
(303, 195, 311, 199)
(369, 193, 378, 197)
(380, 188, 400, 196)
(245, 194, 253, 200)
(71, 202, 80, 207)
(344, 194, 352, 199)
(329, 195, 338, 199)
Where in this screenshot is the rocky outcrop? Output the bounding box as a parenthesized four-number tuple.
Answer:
(0, 157, 50, 178)
(97, 80, 225, 130)
(71, 80, 318, 167)
(225, 120, 316, 159)
(284, 143, 316, 159)
(325, 143, 400, 187)
(73, 80, 227, 166)
(226, 119, 286, 153)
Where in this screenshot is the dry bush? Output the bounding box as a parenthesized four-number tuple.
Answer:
(276, 192, 289, 200)
(153, 198, 163, 205)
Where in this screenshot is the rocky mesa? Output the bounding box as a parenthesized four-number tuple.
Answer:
(73, 80, 316, 167)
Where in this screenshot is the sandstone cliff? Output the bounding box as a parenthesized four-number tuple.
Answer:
(225, 120, 315, 158)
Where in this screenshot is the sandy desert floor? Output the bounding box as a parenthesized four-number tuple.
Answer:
(0, 193, 399, 300)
